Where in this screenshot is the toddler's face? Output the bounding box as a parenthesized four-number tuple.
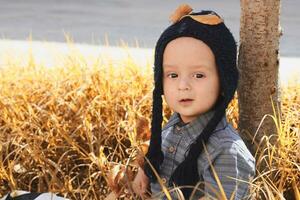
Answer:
(163, 37, 220, 123)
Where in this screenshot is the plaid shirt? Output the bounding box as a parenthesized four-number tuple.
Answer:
(150, 109, 255, 200)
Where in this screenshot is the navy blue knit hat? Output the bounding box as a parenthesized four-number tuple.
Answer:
(144, 4, 239, 198)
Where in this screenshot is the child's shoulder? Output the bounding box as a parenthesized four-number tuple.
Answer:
(200, 123, 255, 169)
(211, 124, 253, 155)
(210, 123, 242, 145)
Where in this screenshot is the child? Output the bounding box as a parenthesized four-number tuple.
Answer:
(132, 4, 255, 200)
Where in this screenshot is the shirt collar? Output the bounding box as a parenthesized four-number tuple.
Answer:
(162, 109, 228, 140)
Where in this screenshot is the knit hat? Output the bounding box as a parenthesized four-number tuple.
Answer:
(144, 4, 239, 199)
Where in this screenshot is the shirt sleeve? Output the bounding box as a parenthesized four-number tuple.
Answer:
(200, 142, 255, 200)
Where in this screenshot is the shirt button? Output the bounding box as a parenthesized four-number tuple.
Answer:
(168, 146, 175, 153)
(161, 177, 167, 184)
(176, 126, 181, 131)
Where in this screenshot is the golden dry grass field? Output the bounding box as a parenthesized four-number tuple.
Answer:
(0, 43, 299, 199)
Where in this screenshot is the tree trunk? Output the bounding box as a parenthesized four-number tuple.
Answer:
(238, 0, 281, 156)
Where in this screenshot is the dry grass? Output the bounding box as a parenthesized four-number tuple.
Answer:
(0, 42, 299, 199)
(249, 85, 300, 199)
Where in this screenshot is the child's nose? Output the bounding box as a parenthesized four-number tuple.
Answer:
(178, 77, 191, 91)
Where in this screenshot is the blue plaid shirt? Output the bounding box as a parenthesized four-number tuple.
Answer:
(150, 109, 255, 200)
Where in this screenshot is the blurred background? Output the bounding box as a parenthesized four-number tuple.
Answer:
(0, 0, 299, 56)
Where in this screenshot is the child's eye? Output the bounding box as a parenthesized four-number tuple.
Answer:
(194, 73, 204, 78)
(167, 73, 178, 78)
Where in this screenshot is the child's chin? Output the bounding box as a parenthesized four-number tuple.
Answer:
(177, 110, 197, 117)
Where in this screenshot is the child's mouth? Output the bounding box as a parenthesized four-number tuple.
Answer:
(180, 99, 193, 102)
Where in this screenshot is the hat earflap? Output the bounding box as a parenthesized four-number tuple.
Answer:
(144, 86, 164, 182)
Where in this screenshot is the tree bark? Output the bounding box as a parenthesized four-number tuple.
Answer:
(238, 0, 281, 156)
